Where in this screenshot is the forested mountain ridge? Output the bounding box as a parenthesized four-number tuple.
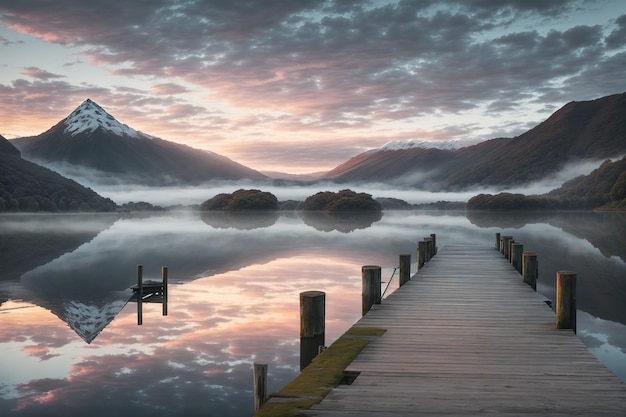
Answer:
(325, 93, 626, 190)
(0, 134, 116, 212)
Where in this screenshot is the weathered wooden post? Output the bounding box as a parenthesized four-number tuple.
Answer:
(522, 252, 538, 291)
(508, 239, 516, 263)
(495, 232, 501, 251)
(500, 236, 505, 254)
(556, 271, 577, 333)
(417, 241, 426, 270)
(162, 266, 168, 316)
(137, 264, 143, 325)
(430, 233, 437, 255)
(502, 236, 513, 259)
(362, 265, 381, 316)
(300, 291, 325, 370)
(424, 237, 433, 261)
(253, 363, 268, 412)
(511, 243, 524, 273)
(399, 253, 411, 287)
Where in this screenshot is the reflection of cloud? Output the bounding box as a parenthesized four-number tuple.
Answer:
(578, 310, 626, 382)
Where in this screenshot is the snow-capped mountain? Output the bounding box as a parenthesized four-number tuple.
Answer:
(379, 139, 464, 151)
(11, 99, 267, 186)
(64, 298, 129, 343)
(64, 98, 143, 138)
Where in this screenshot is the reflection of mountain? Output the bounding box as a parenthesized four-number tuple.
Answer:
(465, 210, 626, 326)
(200, 210, 280, 230)
(298, 211, 382, 233)
(0, 214, 118, 280)
(466, 211, 626, 261)
(63, 297, 129, 343)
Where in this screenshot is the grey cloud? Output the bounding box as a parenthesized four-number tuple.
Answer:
(21, 66, 65, 80)
(605, 14, 626, 49)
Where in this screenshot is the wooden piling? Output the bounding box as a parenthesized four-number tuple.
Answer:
(417, 241, 426, 270)
(362, 266, 381, 316)
(511, 243, 523, 274)
(502, 236, 513, 259)
(300, 291, 325, 370)
(508, 239, 516, 263)
(424, 237, 433, 261)
(399, 253, 411, 287)
(522, 252, 538, 291)
(137, 264, 143, 325)
(556, 271, 577, 333)
(495, 232, 501, 251)
(162, 266, 168, 316)
(253, 363, 268, 412)
(430, 233, 437, 255)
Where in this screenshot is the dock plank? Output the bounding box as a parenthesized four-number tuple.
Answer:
(304, 245, 626, 416)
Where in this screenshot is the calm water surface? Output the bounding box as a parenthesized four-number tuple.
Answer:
(1, 210, 625, 416)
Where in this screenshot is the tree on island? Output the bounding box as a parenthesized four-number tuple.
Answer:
(298, 189, 382, 211)
(200, 189, 279, 210)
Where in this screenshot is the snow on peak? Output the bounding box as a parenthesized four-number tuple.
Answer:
(63, 98, 141, 138)
(380, 139, 463, 151)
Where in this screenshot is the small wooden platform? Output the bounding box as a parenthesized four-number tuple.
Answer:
(305, 245, 626, 416)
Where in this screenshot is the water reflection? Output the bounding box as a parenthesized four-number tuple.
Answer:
(0, 210, 625, 416)
(298, 210, 382, 232)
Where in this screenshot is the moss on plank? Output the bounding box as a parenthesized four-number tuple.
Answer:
(254, 326, 386, 417)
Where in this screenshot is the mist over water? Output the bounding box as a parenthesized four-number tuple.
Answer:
(64, 155, 614, 206)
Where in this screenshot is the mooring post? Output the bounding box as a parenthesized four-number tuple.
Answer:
(137, 264, 143, 326)
(162, 266, 168, 316)
(253, 363, 268, 412)
(512, 243, 524, 274)
(502, 236, 513, 259)
(399, 253, 411, 287)
(430, 233, 437, 255)
(417, 241, 426, 270)
(424, 237, 433, 261)
(300, 290, 325, 370)
(556, 271, 577, 333)
(362, 265, 381, 316)
(495, 232, 501, 251)
(508, 239, 516, 263)
(500, 236, 505, 254)
(522, 252, 538, 291)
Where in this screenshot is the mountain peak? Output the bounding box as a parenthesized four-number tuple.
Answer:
(63, 99, 141, 138)
(380, 139, 462, 151)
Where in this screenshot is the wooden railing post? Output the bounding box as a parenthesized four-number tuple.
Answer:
(137, 264, 143, 325)
(511, 243, 523, 273)
(430, 233, 437, 255)
(253, 363, 268, 412)
(399, 253, 411, 287)
(522, 252, 538, 291)
(495, 232, 501, 251)
(424, 237, 433, 261)
(162, 266, 168, 316)
(502, 236, 513, 259)
(417, 241, 426, 270)
(362, 266, 381, 316)
(300, 291, 325, 370)
(556, 271, 577, 333)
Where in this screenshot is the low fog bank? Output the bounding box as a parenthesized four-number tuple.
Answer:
(93, 180, 480, 207)
(67, 156, 613, 207)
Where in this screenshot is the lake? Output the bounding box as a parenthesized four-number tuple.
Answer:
(1, 210, 625, 416)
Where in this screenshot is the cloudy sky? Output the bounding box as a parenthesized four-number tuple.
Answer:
(1, 0, 625, 174)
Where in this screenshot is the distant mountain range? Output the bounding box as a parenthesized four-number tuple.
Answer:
(324, 93, 626, 190)
(12, 99, 267, 185)
(4, 93, 626, 211)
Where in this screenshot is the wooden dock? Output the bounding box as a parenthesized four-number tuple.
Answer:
(304, 245, 626, 416)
